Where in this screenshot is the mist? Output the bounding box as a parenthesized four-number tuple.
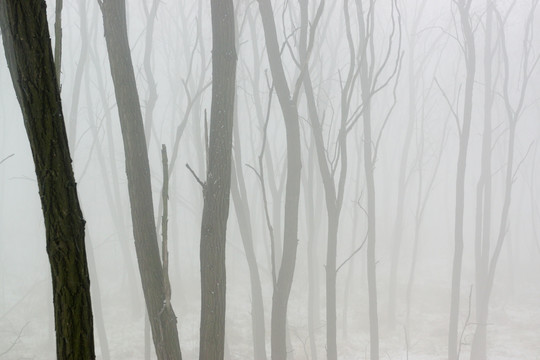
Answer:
(0, 0, 539, 359)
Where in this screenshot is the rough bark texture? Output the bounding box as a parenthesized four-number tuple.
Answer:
(0, 1, 95, 359)
(198, 0, 237, 358)
(99, 1, 182, 359)
(256, 1, 303, 358)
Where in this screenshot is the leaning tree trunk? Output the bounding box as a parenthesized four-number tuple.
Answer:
(198, 0, 237, 358)
(0, 1, 95, 358)
(99, 1, 182, 359)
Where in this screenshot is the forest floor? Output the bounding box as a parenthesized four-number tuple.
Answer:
(1, 277, 540, 360)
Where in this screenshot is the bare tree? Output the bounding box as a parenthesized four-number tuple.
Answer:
(0, 1, 95, 358)
(387, 0, 428, 328)
(98, 0, 182, 358)
(255, 0, 304, 358)
(296, 0, 360, 357)
(471, 2, 539, 358)
(447, 1, 476, 359)
(355, 0, 402, 358)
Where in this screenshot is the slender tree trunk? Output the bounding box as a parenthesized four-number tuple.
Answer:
(198, 0, 237, 358)
(231, 121, 267, 359)
(357, 1, 379, 355)
(470, 2, 493, 358)
(0, 1, 95, 358)
(67, 0, 89, 150)
(142, 0, 159, 147)
(87, 7, 140, 312)
(54, 0, 63, 85)
(99, 1, 182, 358)
(448, 2, 476, 359)
(362, 96, 379, 360)
(387, 0, 427, 324)
(302, 138, 320, 360)
(256, 1, 303, 358)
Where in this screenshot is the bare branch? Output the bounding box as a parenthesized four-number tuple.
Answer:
(186, 163, 205, 188)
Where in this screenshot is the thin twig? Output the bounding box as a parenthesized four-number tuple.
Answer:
(0, 154, 14, 166)
(0, 322, 28, 357)
(336, 232, 368, 274)
(186, 163, 205, 188)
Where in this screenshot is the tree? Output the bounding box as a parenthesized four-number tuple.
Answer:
(354, 0, 402, 358)
(387, 0, 428, 328)
(198, 0, 237, 358)
(471, 2, 538, 358)
(448, 1, 476, 358)
(256, 0, 304, 357)
(98, 0, 182, 358)
(296, 1, 355, 358)
(0, 1, 95, 358)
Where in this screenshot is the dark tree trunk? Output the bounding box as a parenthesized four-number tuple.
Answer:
(99, 1, 182, 359)
(198, 0, 237, 358)
(0, 1, 95, 359)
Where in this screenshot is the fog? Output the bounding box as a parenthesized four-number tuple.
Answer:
(0, 0, 539, 359)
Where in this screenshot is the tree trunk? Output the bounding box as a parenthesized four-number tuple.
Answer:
(256, 1, 303, 359)
(470, 2, 493, 358)
(448, 2, 476, 359)
(0, 1, 95, 358)
(198, 0, 237, 358)
(231, 129, 267, 359)
(99, 1, 182, 358)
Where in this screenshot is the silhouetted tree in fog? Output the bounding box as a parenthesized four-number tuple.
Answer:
(448, 1, 476, 358)
(198, 0, 237, 358)
(256, 0, 304, 357)
(0, 1, 95, 358)
(471, 2, 539, 358)
(99, 0, 182, 358)
(355, 0, 402, 358)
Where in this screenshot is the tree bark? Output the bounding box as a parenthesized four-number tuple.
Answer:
(0, 1, 95, 358)
(99, 1, 182, 358)
(198, 0, 237, 358)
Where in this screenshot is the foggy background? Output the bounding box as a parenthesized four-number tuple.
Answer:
(1, 0, 540, 358)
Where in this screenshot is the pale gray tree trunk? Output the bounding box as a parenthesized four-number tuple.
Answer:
(99, 1, 182, 358)
(448, 2, 476, 359)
